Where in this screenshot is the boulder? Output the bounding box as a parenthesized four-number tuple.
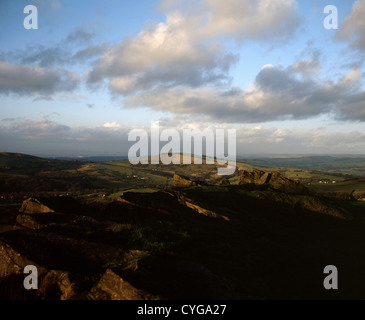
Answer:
(16, 214, 45, 230)
(173, 174, 207, 187)
(40, 270, 75, 300)
(19, 198, 54, 214)
(173, 174, 199, 187)
(88, 269, 149, 300)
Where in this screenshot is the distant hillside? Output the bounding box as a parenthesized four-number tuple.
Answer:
(1, 152, 364, 197)
(0, 152, 60, 169)
(53, 156, 129, 162)
(238, 156, 365, 176)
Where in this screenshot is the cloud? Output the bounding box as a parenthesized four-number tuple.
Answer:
(87, 12, 239, 92)
(20, 46, 69, 68)
(87, 0, 300, 94)
(33, 95, 54, 102)
(337, 0, 365, 50)
(235, 126, 365, 154)
(0, 61, 80, 96)
(66, 26, 94, 45)
(0, 118, 131, 156)
(103, 121, 122, 129)
(123, 64, 365, 123)
(160, 0, 301, 42)
(290, 59, 321, 75)
(1, 118, 364, 156)
(200, 0, 301, 42)
(0, 118, 70, 139)
(0, 27, 110, 68)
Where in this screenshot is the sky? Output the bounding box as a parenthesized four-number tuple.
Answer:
(0, 0, 365, 157)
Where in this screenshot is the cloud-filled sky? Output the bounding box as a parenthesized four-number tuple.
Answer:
(0, 0, 365, 156)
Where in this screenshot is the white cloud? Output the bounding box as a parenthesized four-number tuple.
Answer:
(87, 0, 301, 95)
(337, 0, 365, 50)
(201, 0, 300, 41)
(103, 121, 122, 129)
(88, 12, 238, 92)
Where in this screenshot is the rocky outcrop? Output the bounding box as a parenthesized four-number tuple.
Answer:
(16, 214, 45, 230)
(19, 198, 54, 214)
(269, 172, 309, 195)
(239, 170, 309, 195)
(40, 270, 75, 300)
(218, 179, 231, 186)
(0, 242, 42, 278)
(119, 190, 229, 221)
(88, 269, 149, 300)
(173, 174, 207, 187)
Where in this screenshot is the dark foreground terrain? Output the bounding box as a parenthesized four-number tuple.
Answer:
(1, 184, 365, 300)
(1, 153, 365, 300)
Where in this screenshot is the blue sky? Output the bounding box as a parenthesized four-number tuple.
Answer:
(0, 0, 365, 156)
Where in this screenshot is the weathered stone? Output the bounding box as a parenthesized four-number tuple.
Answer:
(173, 174, 199, 187)
(19, 198, 54, 214)
(0, 242, 45, 278)
(239, 170, 256, 184)
(40, 270, 75, 300)
(16, 214, 45, 230)
(269, 172, 309, 195)
(88, 269, 148, 300)
(240, 170, 309, 195)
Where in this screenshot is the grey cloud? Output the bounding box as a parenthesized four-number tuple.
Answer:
(73, 43, 111, 62)
(290, 59, 321, 75)
(66, 27, 94, 45)
(1, 28, 109, 68)
(1, 118, 364, 156)
(33, 95, 54, 102)
(9, 42, 109, 68)
(1, 118, 17, 122)
(123, 65, 365, 123)
(21, 46, 69, 68)
(0, 119, 131, 156)
(0, 61, 80, 96)
(2, 118, 71, 138)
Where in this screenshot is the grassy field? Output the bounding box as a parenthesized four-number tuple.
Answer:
(308, 178, 365, 197)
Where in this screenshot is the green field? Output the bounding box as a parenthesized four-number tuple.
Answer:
(308, 178, 365, 197)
